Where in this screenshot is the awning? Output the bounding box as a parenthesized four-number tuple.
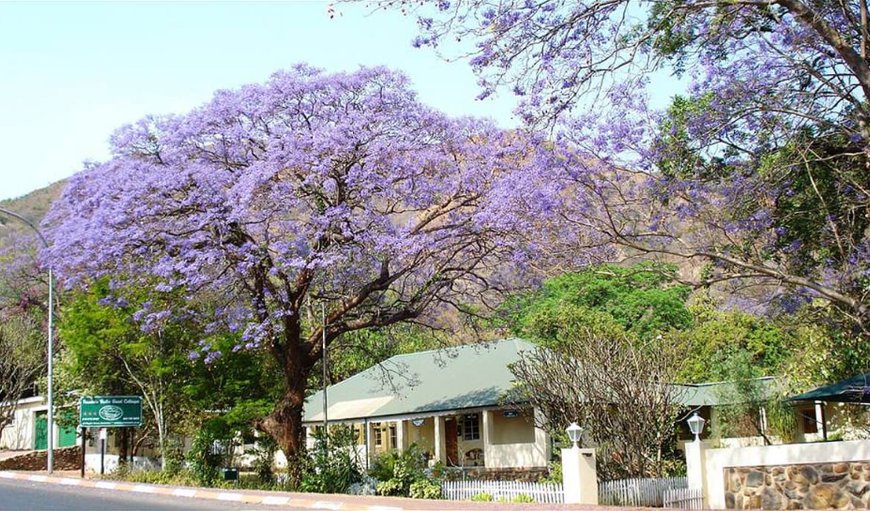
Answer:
(790, 372, 870, 403)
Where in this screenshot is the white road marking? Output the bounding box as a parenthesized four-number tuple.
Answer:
(313, 501, 343, 510)
(217, 492, 243, 501)
(368, 507, 402, 511)
(132, 484, 156, 493)
(59, 478, 80, 486)
(172, 488, 197, 497)
(261, 496, 290, 505)
(0, 473, 14, 479)
(95, 481, 117, 489)
(28, 475, 48, 482)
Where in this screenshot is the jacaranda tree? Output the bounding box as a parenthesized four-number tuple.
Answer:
(371, 0, 870, 331)
(43, 65, 558, 478)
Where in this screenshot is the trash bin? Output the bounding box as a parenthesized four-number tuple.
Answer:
(221, 467, 239, 481)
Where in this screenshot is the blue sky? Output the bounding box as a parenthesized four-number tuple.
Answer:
(0, 1, 522, 201)
(0, 1, 686, 201)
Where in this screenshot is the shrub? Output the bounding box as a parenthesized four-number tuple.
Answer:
(513, 493, 535, 503)
(408, 479, 442, 499)
(539, 460, 562, 484)
(300, 425, 364, 494)
(471, 491, 493, 502)
(371, 443, 429, 497)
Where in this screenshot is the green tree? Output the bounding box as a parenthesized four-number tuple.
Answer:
(674, 298, 792, 383)
(58, 279, 196, 466)
(503, 262, 692, 345)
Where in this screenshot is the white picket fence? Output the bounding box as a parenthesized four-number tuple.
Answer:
(441, 480, 565, 503)
(663, 487, 704, 509)
(598, 476, 688, 507)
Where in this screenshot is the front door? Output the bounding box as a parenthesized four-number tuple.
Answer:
(444, 417, 459, 465)
(34, 411, 47, 450)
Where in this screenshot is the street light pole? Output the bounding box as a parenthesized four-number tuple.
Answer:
(0, 207, 54, 474)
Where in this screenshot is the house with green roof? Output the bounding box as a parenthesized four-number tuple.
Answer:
(303, 338, 551, 474)
(302, 339, 829, 474)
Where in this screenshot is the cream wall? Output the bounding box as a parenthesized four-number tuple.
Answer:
(406, 417, 435, 457)
(1, 397, 45, 450)
(483, 409, 549, 469)
(701, 439, 870, 509)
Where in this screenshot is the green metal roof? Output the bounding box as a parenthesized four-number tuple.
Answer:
(790, 372, 870, 403)
(303, 338, 534, 423)
(303, 338, 780, 423)
(674, 377, 778, 407)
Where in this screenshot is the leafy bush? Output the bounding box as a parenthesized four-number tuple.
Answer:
(251, 436, 278, 484)
(300, 425, 363, 494)
(539, 461, 562, 483)
(107, 467, 200, 487)
(408, 479, 442, 499)
(471, 492, 493, 502)
(376, 478, 405, 496)
(371, 443, 429, 497)
(187, 422, 234, 485)
(513, 493, 535, 503)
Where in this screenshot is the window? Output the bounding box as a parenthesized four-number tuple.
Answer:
(373, 423, 383, 446)
(462, 414, 480, 441)
(799, 407, 818, 433)
(389, 425, 397, 449)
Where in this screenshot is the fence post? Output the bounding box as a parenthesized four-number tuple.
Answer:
(685, 440, 709, 508)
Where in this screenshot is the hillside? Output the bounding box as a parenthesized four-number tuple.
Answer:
(0, 180, 67, 248)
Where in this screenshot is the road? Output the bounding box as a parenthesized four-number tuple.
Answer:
(0, 478, 298, 511)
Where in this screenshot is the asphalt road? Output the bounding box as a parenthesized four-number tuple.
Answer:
(0, 478, 298, 511)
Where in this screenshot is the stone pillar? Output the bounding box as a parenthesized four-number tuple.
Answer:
(685, 440, 709, 507)
(562, 447, 598, 505)
(434, 416, 446, 463)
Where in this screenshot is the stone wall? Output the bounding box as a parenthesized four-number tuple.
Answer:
(724, 462, 870, 509)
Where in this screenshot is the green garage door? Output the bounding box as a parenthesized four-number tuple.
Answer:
(33, 412, 47, 450)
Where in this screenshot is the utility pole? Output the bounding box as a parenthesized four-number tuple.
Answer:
(0, 207, 55, 474)
(321, 299, 328, 450)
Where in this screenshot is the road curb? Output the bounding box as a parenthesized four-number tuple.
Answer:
(0, 470, 602, 510)
(0, 471, 388, 510)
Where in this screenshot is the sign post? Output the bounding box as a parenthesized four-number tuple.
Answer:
(99, 428, 107, 475)
(79, 427, 86, 478)
(79, 396, 142, 474)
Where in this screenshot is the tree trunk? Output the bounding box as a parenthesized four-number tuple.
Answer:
(257, 362, 311, 488)
(118, 428, 129, 466)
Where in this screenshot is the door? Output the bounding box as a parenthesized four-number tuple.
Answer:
(33, 411, 47, 450)
(58, 423, 77, 448)
(444, 417, 459, 465)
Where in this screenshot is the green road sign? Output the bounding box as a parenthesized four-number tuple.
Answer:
(80, 396, 143, 427)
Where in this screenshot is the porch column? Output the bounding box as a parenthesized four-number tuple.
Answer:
(433, 416, 446, 463)
(304, 426, 316, 450)
(482, 410, 493, 468)
(365, 420, 375, 467)
(395, 420, 406, 451)
(534, 407, 551, 464)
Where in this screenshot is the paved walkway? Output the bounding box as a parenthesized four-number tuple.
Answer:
(0, 471, 612, 510)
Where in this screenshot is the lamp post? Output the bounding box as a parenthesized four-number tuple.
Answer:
(566, 422, 583, 448)
(0, 207, 55, 474)
(687, 411, 706, 442)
